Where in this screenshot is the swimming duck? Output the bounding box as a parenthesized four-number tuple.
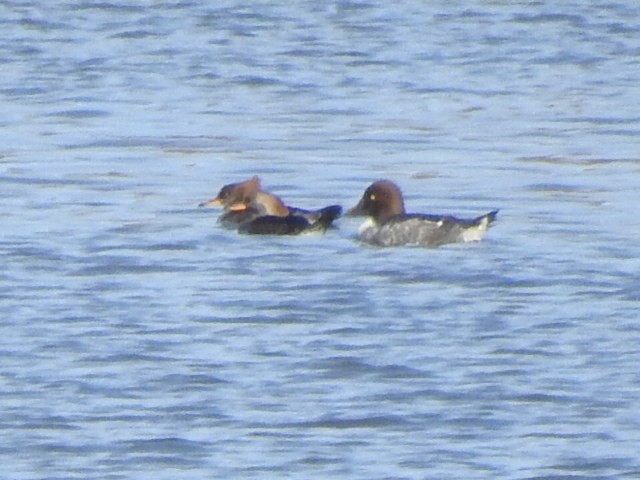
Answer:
(199, 176, 265, 227)
(347, 180, 498, 247)
(200, 176, 342, 235)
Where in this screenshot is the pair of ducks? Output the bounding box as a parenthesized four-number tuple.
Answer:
(200, 176, 498, 247)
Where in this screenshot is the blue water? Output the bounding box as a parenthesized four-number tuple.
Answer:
(2, 1, 640, 479)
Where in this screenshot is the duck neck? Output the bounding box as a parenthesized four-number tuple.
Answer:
(254, 191, 290, 217)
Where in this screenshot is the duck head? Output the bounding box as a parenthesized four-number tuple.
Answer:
(347, 180, 405, 223)
(199, 176, 261, 209)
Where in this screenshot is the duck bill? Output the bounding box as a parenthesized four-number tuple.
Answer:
(228, 202, 248, 212)
(199, 197, 223, 208)
(346, 197, 367, 216)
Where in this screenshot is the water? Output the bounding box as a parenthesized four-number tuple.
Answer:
(2, 1, 640, 479)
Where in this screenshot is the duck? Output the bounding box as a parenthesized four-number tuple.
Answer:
(200, 176, 342, 235)
(199, 176, 265, 227)
(347, 180, 498, 247)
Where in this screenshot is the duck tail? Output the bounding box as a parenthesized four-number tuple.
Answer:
(310, 205, 343, 232)
(475, 209, 499, 227)
(320, 205, 343, 221)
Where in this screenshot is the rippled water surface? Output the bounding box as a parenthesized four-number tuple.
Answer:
(2, 1, 640, 479)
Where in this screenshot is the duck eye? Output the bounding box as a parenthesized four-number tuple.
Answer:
(369, 193, 376, 201)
